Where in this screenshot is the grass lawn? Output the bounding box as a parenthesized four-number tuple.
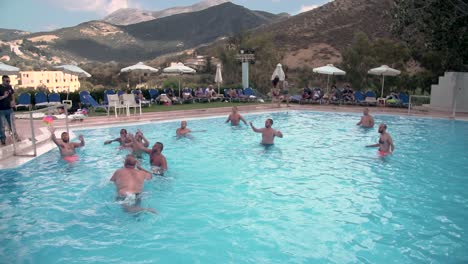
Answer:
(88, 101, 264, 116)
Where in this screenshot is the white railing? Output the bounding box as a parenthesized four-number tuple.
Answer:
(12, 103, 70, 157)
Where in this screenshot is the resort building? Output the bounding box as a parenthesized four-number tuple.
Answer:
(17, 71, 81, 92)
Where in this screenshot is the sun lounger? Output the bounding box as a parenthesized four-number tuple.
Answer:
(80, 91, 108, 112)
(34, 92, 49, 109)
(364, 91, 377, 106)
(16, 93, 32, 110)
(48, 93, 61, 106)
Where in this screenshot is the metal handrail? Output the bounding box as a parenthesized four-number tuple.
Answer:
(12, 103, 70, 157)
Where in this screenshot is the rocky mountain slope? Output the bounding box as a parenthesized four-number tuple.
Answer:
(103, 0, 229, 25)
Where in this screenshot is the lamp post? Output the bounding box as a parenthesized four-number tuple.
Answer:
(236, 49, 255, 89)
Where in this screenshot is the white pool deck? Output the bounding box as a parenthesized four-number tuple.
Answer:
(1, 103, 467, 169)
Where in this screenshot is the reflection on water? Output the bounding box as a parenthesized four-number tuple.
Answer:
(0, 112, 467, 263)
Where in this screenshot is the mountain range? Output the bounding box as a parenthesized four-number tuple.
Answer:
(0, 2, 284, 64)
(0, 0, 395, 70)
(103, 0, 230, 25)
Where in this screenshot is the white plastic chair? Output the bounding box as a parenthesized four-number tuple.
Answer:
(121, 94, 142, 116)
(107, 94, 127, 117)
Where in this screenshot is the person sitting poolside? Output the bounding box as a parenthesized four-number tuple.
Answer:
(302, 87, 312, 100)
(366, 123, 394, 156)
(312, 89, 321, 100)
(226, 106, 247, 126)
(356, 108, 375, 128)
(182, 88, 193, 100)
(250, 119, 283, 145)
(157, 94, 172, 105)
(49, 126, 85, 161)
(176, 121, 191, 137)
(110, 155, 155, 214)
(206, 85, 217, 100)
(104, 128, 132, 146)
(228, 88, 238, 99)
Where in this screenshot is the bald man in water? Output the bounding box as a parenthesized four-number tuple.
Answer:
(176, 121, 191, 137)
(250, 118, 283, 145)
(356, 108, 375, 128)
(366, 123, 394, 155)
(49, 126, 85, 159)
(225, 106, 247, 126)
(110, 155, 155, 213)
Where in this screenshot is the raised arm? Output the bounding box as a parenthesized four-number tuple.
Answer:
(73, 135, 85, 148)
(49, 126, 62, 147)
(249, 122, 262, 133)
(366, 143, 379, 148)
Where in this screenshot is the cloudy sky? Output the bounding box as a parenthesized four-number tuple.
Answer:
(3, 0, 331, 32)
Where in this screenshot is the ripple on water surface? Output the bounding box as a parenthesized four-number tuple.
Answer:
(0, 111, 467, 263)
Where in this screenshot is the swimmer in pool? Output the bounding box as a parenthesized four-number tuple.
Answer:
(176, 121, 191, 137)
(124, 130, 150, 157)
(104, 128, 132, 146)
(139, 142, 168, 175)
(49, 126, 84, 159)
(250, 118, 283, 145)
(225, 106, 247, 126)
(356, 108, 375, 128)
(110, 155, 155, 213)
(366, 123, 394, 155)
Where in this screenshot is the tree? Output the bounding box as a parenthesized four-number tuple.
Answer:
(340, 32, 411, 94)
(392, 0, 468, 72)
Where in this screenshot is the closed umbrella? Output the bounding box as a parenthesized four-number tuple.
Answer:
(163, 63, 196, 96)
(313, 64, 346, 93)
(0, 62, 20, 75)
(368, 65, 401, 98)
(54, 64, 91, 100)
(120, 62, 159, 87)
(215, 64, 223, 95)
(271, 63, 285, 81)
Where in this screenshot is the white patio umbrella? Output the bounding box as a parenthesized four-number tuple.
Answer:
(163, 63, 196, 96)
(0, 62, 20, 75)
(312, 64, 346, 93)
(120, 62, 159, 87)
(54, 64, 91, 100)
(368, 65, 401, 98)
(271, 63, 285, 81)
(214, 64, 223, 94)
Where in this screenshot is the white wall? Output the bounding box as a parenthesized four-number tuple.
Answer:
(430, 72, 468, 113)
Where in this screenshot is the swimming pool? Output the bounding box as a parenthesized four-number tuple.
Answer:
(1, 111, 467, 263)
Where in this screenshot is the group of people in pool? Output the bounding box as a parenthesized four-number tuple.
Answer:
(49, 106, 393, 213)
(357, 108, 395, 156)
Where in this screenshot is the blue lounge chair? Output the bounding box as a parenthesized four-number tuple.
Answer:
(80, 91, 107, 112)
(48, 93, 61, 106)
(149, 89, 159, 102)
(243, 87, 256, 102)
(34, 92, 49, 109)
(399, 92, 409, 107)
(354, 91, 367, 105)
(16, 93, 32, 110)
(364, 91, 377, 106)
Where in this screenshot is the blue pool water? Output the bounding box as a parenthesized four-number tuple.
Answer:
(1, 111, 468, 263)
